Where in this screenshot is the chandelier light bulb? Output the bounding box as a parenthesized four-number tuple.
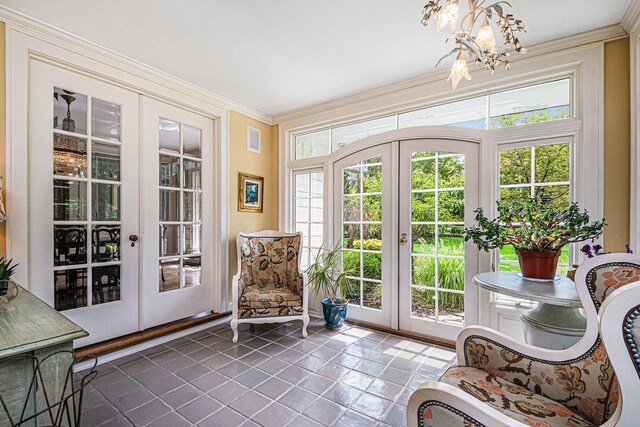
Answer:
(447, 51, 471, 90)
(437, 1, 459, 31)
(475, 21, 496, 53)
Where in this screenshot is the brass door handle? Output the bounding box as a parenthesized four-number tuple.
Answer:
(129, 234, 139, 247)
(400, 233, 408, 245)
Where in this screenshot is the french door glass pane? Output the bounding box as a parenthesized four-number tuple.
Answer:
(184, 224, 202, 255)
(91, 98, 121, 141)
(54, 225, 87, 266)
(183, 159, 201, 190)
(159, 258, 180, 291)
(159, 190, 180, 222)
(160, 224, 180, 257)
(184, 192, 202, 222)
(54, 88, 87, 134)
(55, 268, 88, 310)
(92, 183, 120, 221)
(159, 119, 180, 152)
(54, 180, 87, 221)
(160, 155, 180, 187)
(52, 88, 123, 311)
(410, 151, 465, 326)
(342, 156, 383, 311)
(92, 265, 121, 305)
(54, 134, 87, 177)
(92, 225, 121, 262)
(158, 118, 204, 292)
(183, 125, 202, 158)
(92, 142, 120, 181)
(183, 257, 201, 288)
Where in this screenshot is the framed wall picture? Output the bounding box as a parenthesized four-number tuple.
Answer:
(238, 172, 264, 213)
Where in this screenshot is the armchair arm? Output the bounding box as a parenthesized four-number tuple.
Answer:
(407, 380, 522, 427)
(598, 281, 640, 427)
(456, 325, 615, 426)
(455, 325, 598, 368)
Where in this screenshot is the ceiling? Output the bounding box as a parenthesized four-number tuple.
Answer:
(0, 0, 632, 117)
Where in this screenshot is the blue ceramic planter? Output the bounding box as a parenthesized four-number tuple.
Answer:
(322, 298, 348, 329)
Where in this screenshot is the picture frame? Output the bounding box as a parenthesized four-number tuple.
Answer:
(238, 172, 264, 213)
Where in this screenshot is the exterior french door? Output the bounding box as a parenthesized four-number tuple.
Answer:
(398, 139, 479, 339)
(333, 144, 395, 327)
(29, 61, 140, 346)
(333, 139, 479, 341)
(141, 98, 215, 328)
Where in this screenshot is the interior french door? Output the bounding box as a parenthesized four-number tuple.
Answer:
(333, 139, 479, 341)
(141, 98, 214, 328)
(28, 61, 140, 346)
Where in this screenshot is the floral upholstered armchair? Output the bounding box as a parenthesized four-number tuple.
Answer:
(408, 253, 640, 427)
(231, 231, 309, 343)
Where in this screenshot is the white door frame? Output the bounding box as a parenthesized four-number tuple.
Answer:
(326, 127, 490, 334)
(7, 28, 230, 324)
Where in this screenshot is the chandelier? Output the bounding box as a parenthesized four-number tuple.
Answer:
(421, 1, 526, 89)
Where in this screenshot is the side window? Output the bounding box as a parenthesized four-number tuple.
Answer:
(294, 171, 324, 269)
(497, 142, 572, 279)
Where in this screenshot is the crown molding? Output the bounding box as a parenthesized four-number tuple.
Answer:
(0, 5, 273, 125)
(622, 0, 640, 33)
(273, 24, 626, 124)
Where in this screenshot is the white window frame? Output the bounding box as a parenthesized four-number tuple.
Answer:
(279, 43, 604, 330)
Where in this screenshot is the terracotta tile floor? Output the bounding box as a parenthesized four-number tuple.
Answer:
(79, 319, 457, 426)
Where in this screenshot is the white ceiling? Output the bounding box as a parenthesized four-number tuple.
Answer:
(0, 0, 632, 117)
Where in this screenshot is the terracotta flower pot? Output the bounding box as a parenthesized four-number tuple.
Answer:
(516, 250, 561, 281)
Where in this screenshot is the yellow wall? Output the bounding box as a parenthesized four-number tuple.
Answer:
(228, 111, 279, 281)
(603, 38, 631, 251)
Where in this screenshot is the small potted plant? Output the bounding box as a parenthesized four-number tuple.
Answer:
(306, 244, 355, 329)
(0, 257, 19, 307)
(464, 197, 605, 281)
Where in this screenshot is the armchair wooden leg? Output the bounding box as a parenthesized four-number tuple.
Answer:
(302, 314, 310, 338)
(231, 318, 239, 343)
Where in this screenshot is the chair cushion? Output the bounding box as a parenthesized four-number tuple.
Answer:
(239, 285, 302, 309)
(440, 366, 596, 427)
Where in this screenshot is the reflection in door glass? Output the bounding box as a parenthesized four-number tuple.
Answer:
(342, 156, 383, 311)
(410, 151, 465, 326)
(52, 89, 123, 311)
(158, 119, 204, 292)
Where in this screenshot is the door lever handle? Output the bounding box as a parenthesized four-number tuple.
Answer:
(400, 233, 408, 245)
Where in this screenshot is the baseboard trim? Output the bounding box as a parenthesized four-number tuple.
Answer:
(75, 311, 231, 362)
(345, 319, 456, 349)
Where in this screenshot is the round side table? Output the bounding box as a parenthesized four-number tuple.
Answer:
(473, 272, 586, 350)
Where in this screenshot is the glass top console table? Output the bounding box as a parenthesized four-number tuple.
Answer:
(473, 272, 586, 350)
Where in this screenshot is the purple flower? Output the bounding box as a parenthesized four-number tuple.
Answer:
(626, 244, 634, 254)
(581, 244, 594, 258)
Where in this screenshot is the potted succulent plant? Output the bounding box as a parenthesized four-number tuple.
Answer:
(0, 257, 19, 308)
(464, 197, 605, 281)
(306, 244, 355, 329)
